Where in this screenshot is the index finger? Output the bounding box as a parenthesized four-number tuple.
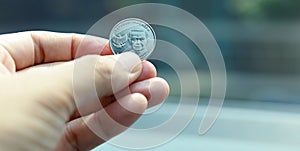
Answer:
(0, 31, 112, 71)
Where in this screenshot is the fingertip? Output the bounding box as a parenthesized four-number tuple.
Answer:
(128, 77, 170, 108)
(143, 61, 157, 77)
(136, 61, 157, 81)
(101, 43, 113, 55)
(157, 77, 170, 99)
(147, 77, 170, 107)
(74, 35, 110, 58)
(114, 52, 142, 83)
(120, 93, 148, 115)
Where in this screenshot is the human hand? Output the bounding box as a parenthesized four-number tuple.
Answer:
(0, 31, 169, 151)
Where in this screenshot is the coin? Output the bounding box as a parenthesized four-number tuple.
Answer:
(109, 18, 156, 60)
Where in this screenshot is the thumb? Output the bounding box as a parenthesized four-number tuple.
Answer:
(72, 52, 143, 117)
(18, 52, 142, 121)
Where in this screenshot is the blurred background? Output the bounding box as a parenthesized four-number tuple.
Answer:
(1, 0, 300, 102)
(1, 0, 299, 150)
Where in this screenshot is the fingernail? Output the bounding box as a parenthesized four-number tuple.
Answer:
(0, 63, 10, 75)
(131, 63, 142, 74)
(118, 52, 142, 75)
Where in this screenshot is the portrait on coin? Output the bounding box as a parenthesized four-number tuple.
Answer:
(128, 29, 148, 56)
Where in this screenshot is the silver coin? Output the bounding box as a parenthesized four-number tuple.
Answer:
(109, 18, 156, 60)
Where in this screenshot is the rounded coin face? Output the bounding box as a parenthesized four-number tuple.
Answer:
(109, 18, 156, 60)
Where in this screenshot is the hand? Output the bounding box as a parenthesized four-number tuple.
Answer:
(0, 31, 169, 151)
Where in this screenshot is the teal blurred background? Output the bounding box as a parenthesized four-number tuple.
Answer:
(1, 0, 300, 102)
(1, 1, 300, 150)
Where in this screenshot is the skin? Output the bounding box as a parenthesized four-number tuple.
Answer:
(0, 31, 169, 151)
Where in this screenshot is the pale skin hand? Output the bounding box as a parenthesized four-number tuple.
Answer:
(0, 31, 169, 151)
